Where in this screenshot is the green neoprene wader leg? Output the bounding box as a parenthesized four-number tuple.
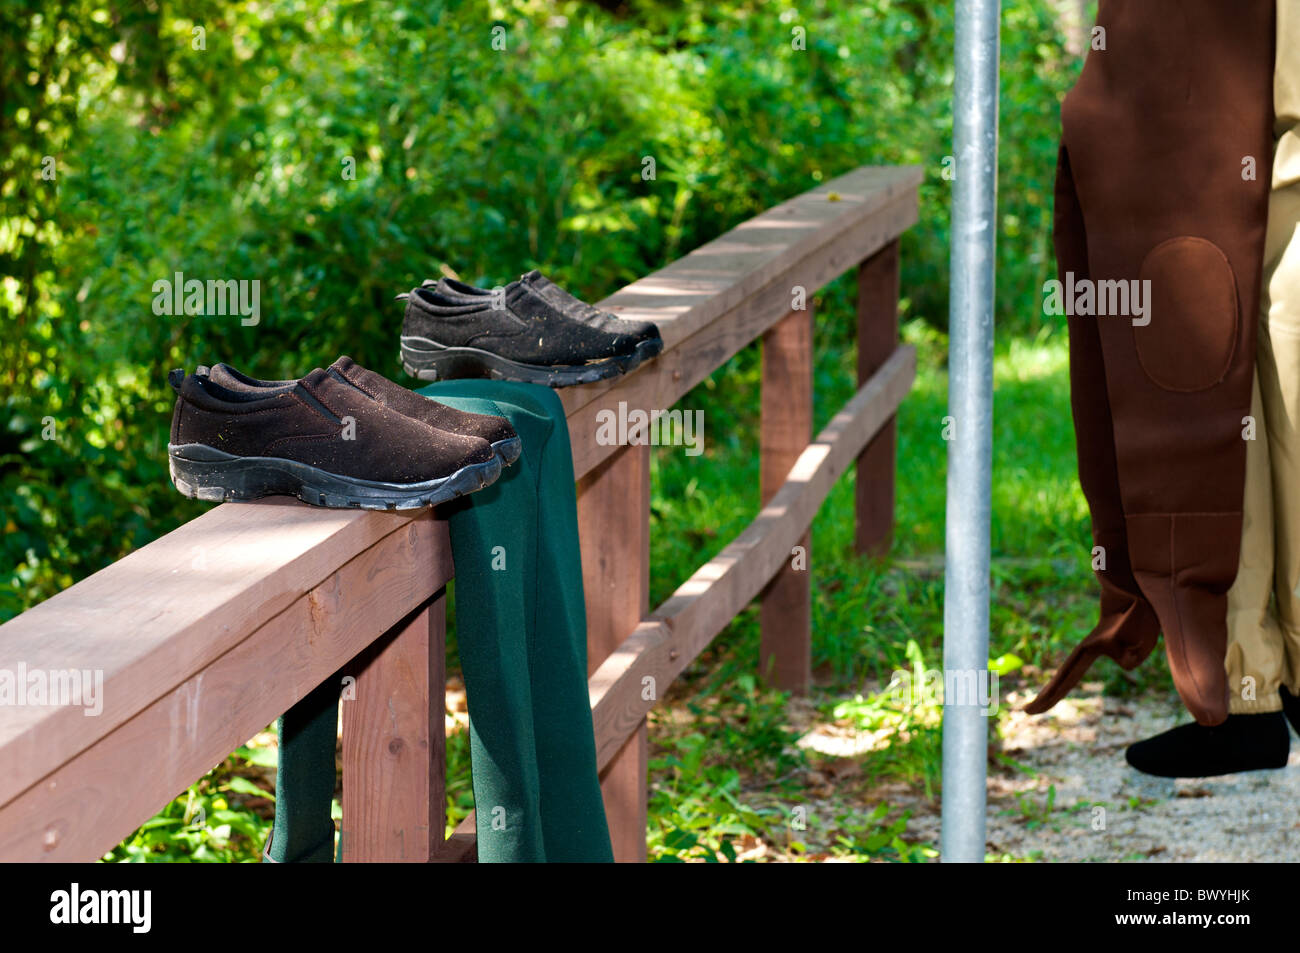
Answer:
(269, 380, 613, 863)
(267, 678, 339, 863)
(423, 380, 613, 863)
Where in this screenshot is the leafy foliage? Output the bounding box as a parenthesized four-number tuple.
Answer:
(3, 0, 1076, 618)
(103, 745, 275, 863)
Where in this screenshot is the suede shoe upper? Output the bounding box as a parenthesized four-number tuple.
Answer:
(169, 367, 493, 483)
(426, 271, 661, 346)
(518, 270, 660, 345)
(207, 356, 518, 449)
(331, 356, 517, 447)
(403, 281, 641, 367)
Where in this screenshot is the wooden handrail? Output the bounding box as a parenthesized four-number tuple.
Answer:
(0, 510, 449, 861)
(562, 165, 921, 479)
(0, 163, 922, 862)
(0, 502, 430, 809)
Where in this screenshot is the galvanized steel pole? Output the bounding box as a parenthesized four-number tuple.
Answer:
(941, 0, 1000, 863)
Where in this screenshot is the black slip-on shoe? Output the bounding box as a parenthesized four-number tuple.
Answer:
(424, 270, 664, 352)
(399, 278, 660, 387)
(1124, 711, 1291, 778)
(205, 356, 522, 466)
(167, 367, 500, 510)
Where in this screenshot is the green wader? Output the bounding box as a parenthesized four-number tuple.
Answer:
(267, 380, 613, 863)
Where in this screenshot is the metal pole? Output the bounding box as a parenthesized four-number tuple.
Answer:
(941, 0, 1000, 863)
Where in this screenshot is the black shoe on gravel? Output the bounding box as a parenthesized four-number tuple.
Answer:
(424, 270, 663, 351)
(167, 366, 500, 510)
(400, 276, 661, 387)
(205, 355, 522, 466)
(1124, 711, 1291, 778)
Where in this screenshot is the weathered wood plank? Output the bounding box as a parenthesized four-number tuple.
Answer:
(759, 307, 813, 693)
(564, 185, 919, 480)
(432, 814, 477, 863)
(568, 165, 921, 359)
(0, 514, 449, 861)
(0, 498, 425, 809)
(856, 240, 902, 556)
(340, 593, 447, 863)
(587, 346, 916, 769)
(577, 444, 650, 863)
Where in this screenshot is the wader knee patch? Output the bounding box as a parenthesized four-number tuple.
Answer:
(1133, 237, 1239, 392)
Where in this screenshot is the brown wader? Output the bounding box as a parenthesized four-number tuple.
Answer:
(1027, 1, 1276, 725)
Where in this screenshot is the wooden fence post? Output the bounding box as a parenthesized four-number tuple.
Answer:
(340, 592, 447, 862)
(759, 306, 814, 694)
(856, 240, 901, 557)
(578, 443, 650, 863)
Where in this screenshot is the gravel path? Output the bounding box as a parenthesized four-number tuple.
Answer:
(917, 686, 1300, 862)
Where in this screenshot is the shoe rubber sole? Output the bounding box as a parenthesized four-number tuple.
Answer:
(491, 436, 523, 466)
(400, 336, 663, 388)
(168, 443, 502, 510)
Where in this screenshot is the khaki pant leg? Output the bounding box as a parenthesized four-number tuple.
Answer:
(1221, 0, 1300, 713)
(1261, 181, 1300, 698)
(1226, 369, 1284, 713)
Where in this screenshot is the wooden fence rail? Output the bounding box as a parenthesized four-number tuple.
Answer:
(0, 164, 921, 862)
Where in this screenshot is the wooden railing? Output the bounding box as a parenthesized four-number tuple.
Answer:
(0, 164, 921, 862)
